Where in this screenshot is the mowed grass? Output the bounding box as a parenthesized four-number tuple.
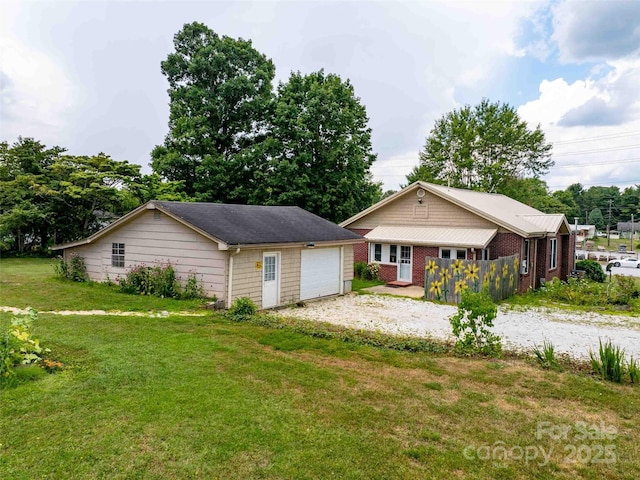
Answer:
(1, 259, 639, 479)
(0, 258, 205, 312)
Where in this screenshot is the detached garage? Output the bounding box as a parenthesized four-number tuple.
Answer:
(53, 201, 362, 309)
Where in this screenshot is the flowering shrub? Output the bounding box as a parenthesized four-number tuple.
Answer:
(117, 263, 207, 299)
(449, 289, 501, 357)
(53, 254, 88, 282)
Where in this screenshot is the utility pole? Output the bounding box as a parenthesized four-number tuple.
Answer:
(632, 214, 635, 253)
(607, 198, 613, 247)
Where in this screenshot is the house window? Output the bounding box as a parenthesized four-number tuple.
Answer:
(549, 238, 557, 270)
(523, 239, 530, 274)
(389, 245, 397, 263)
(112, 243, 125, 267)
(373, 243, 382, 262)
(480, 248, 490, 261)
(440, 248, 466, 260)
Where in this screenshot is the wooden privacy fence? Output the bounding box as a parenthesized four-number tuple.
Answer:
(424, 255, 520, 303)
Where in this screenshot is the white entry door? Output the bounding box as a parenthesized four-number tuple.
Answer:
(398, 245, 412, 282)
(262, 253, 280, 308)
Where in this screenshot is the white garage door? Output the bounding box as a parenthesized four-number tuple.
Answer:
(300, 248, 341, 300)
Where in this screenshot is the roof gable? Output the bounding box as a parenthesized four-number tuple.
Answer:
(341, 181, 570, 237)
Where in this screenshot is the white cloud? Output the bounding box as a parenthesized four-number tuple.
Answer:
(0, 35, 77, 143)
(552, 0, 640, 63)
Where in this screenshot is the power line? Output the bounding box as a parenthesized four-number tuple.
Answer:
(553, 144, 640, 156)
(549, 157, 640, 169)
(552, 130, 640, 145)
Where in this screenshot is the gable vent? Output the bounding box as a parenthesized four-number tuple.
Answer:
(154, 211, 162, 220)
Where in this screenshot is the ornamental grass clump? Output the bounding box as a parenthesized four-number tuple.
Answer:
(532, 339, 562, 371)
(590, 339, 625, 383)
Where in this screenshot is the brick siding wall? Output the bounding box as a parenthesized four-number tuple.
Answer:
(379, 264, 397, 283)
(413, 246, 439, 286)
(487, 233, 521, 259)
(348, 228, 371, 264)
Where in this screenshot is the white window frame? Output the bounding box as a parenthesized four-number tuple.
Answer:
(439, 248, 467, 260)
(480, 248, 490, 261)
(370, 243, 382, 262)
(549, 238, 558, 271)
(111, 242, 125, 268)
(523, 239, 530, 274)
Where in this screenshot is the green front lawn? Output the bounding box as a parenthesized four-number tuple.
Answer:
(0, 258, 205, 312)
(1, 259, 639, 478)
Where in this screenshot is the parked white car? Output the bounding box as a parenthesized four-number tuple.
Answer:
(607, 257, 640, 269)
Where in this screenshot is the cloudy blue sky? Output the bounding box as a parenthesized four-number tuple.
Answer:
(2, 0, 639, 192)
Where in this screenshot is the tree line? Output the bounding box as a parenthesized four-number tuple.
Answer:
(3, 22, 636, 255)
(1, 22, 380, 254)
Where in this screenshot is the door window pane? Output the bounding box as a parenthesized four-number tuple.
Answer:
(264, 256, 276, 281)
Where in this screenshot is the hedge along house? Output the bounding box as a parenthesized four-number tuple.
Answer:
(52, 201, 362, 309)
(340, 181, 574, 293)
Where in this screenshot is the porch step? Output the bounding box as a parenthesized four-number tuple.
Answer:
(385, 281, 412, 288)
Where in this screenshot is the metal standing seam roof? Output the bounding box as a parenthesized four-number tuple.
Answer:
(517, 214, 566, 234)
(364, 226, 498, 249)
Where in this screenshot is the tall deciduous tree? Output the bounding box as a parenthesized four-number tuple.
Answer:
(407, 99, 553, 193)
(253, 71, 381, 223)
(151, 22, 275, 201)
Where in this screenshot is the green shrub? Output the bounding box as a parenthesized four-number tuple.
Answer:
(228, 297, 257, 321)
(449, 289, 501, 357)
(118, 263, 180, 298)
(354, 261, 380, 280)
(354, 261, 369, 279)
(0, 308, 51, 383)
(53, 254, 88, 282)
(609, 275, 640, 305)
(532, 339, 561, 370)
(575, 259, 605, 283)
(181, 271, 206, 300)
(590, 339, 624, 383)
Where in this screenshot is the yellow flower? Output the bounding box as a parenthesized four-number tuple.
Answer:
(454, 279, 467, 294)
(429, 280, 443, 296)
(513, 257, 520, 270)
(502, 263, 509, 277)
(451, 259, 464, 275)
(482, 273, 490, 288)
(489, 262, 496, 278)
(440, 268, 451, 281)
(464, 263, 480, 282)
(425, 259, 439, 275)
(495, 275, 500, 290)
(509, 273, 515, 287)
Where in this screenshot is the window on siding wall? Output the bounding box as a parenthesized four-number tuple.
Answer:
(373, 243, 382, 262)
(549, 238, 557, 270)
(112, 243, 125, 267)
(523, 239, 530, 274)
(440, 248, 466, 260)
(480, 249, 490, 261)
(389, 245, 397, 263)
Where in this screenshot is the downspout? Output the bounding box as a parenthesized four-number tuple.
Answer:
(532, 238, 538, 290)
(227, 247, 241, 308)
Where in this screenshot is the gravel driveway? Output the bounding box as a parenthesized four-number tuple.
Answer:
(276, 294, 640, 360)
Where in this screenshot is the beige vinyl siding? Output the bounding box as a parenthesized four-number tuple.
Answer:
(348, 190, 496, 230)
(65, 210, 227, 298)
(344, 245, 354, 280)
(231, 248, 302, 307)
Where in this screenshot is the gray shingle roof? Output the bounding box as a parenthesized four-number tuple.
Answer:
(154, 201, 362, 245)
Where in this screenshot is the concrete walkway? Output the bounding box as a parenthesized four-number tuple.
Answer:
(362, 285, 425, 298)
